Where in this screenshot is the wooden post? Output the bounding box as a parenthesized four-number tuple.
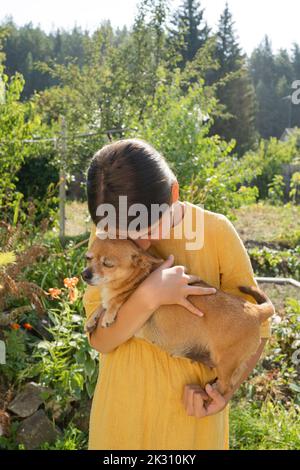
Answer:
(59, 116, 67, 242)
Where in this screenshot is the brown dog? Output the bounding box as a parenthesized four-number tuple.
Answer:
(82, 236, 274, 395)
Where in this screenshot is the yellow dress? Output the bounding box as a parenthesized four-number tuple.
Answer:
(83, 202, 271, 450)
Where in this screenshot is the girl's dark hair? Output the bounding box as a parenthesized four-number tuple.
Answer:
(87, 138, 176, 229)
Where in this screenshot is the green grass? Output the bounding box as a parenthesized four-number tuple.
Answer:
(232, 202, 300, 248)
(65, 201, 91, 237)
(230, 400, 300, 450)
(258, 283, 300, 314)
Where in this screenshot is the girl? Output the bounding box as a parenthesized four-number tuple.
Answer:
(83, 138, 271, 450)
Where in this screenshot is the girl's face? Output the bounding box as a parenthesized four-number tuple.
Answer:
(132, 199, 186, 250)
(104, 182, 181, 250)
(112, 208, 171, 251)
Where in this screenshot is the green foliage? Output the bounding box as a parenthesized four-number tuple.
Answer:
(131, 67, 260, 214)
(25, 304, 98, 406)
(235, 297, 300, 407)
(289, 171, 300, 204)
(249, 246, 300, 280)
(0, 421, 23, 450)
(40, 425, 87, 450)
(230, 297, 300, 449)
(168, 0, 210, 68)
(230, 400, 300, 450)
(250, 37, 300, 138)
(267, 175, 285, 205)
(210, 3, 257, 155)
(266, 298, 300, 400)
(15, 235, 99, 414)
(244, 135, 299, 199)
(0, 67, 52, 222)
(1, 329, 27, 382)
(0, 225, 95, 449)
(15, 151, 59, 202)
(3, 21, 90, 98)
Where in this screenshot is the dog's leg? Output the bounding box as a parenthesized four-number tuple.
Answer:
(101, 307, 120, 328)
(84, 306, 106, 333)
(214, 354, 241, 396)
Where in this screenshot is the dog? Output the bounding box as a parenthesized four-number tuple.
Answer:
(82, 235, 274, 395)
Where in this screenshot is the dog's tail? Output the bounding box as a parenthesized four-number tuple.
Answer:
(238, 285, 275, 323)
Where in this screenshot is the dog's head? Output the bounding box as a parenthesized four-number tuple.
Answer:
(81, 236, 163, 286)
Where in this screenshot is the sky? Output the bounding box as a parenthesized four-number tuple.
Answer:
(1, 0, 299, 55)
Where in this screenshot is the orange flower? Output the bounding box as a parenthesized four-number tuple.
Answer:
(68, 287, 78, 303)
(23, 323, 33, 331)
(48, 287, 62, 299)
(10, 323, 20, 330)
(63, 277, 79, 288)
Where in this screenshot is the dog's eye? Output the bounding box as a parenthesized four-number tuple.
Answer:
(86, 254, 93, 261)
(102, 257, 115, 268)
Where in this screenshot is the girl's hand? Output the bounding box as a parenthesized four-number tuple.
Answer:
(139, 255, 216, 317)
(183, 384, 230, 418)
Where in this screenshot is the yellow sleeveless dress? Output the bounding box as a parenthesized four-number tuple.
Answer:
(83, 202, 271, 450)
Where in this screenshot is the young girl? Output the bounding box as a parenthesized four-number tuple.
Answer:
(83, 138, 271, 450)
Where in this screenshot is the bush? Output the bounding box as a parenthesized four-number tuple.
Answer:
(244, 135, 300, 201)
(249, 246, 300, 280)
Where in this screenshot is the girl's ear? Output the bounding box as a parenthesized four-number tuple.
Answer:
(171, 181, 180, 203)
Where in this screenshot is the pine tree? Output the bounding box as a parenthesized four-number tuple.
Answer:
(275, 49, 295, 132)
(211, 3, 257, 154)
(292, 43, 300, 78)
(215, 3, 242, 75)
(250, 36, 292, 138)
(167, 0, 210, 68)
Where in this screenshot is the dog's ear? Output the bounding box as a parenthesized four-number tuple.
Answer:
(131, 251, 163, 268)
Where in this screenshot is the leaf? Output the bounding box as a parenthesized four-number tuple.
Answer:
(86, 380, 96, 399)
(84, 357, 97, 379)
(289, 383, 300, 393)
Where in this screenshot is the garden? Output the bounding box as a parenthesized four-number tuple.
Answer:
(0, 0, 299, 450)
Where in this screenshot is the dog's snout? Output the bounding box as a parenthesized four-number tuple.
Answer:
(81, 268, 93, 282)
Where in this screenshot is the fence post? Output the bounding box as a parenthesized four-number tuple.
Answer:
(59, 116, 67, 242)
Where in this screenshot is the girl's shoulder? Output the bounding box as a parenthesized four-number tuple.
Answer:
(183, 201, 229, 231)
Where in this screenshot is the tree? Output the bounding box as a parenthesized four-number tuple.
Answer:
(215, 2, 242, 75)
(250, 37, 279, 138)
(210, 3, 257, 154)
(167, 0, 210, 68)
(3, 20, 55, 98)
(0, 66, 45, 219)
(250, 37, 300, 138)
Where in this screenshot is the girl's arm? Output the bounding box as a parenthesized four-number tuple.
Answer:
(88, 255, 216, 354)
(83, 226, 216, 354)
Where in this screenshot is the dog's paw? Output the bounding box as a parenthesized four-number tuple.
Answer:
(101, 316, 112, 328)
(101, 313, 117, 328)
(101, 319, 116, 328)
(84, 319, 98, 334)
(84, 307, 106, 333)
